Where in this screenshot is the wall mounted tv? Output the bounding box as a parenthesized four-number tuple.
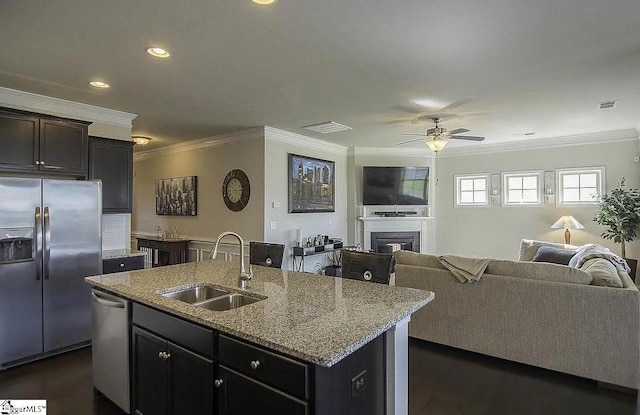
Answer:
(362, 166, 429, 205)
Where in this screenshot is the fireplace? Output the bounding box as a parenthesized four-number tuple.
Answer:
(371, 231, 420, 253)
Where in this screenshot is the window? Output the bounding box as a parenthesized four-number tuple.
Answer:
(455, 174, 490, 207)
(556, 167, 604, 206)
(502, 171, 543, 206)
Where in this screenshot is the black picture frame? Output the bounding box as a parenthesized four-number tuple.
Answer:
(288, 153, 335, 213)
(155, 176, 198, 216)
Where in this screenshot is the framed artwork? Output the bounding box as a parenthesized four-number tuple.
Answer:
(288, 154, 335, 213)
(155, 176, 198, 216)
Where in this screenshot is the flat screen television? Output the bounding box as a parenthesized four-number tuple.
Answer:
(362, 166, 429, 205)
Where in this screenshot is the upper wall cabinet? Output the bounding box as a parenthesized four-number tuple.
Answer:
(0, 107, 90, 176)
(89, 136, 133, 214)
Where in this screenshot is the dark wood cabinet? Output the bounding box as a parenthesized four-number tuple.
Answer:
(40, 119, 87, 174)
(168, 342, 214, 415)
(0, 109, 90, 178)
(102, 256, 144, 274)
(0, 109, 39, 171)
(131, 303, 384, 415)
(217, 366, 308, 415)
(0, 107, 89, 176)
(89, 137, 133, 213)
(132, 326, 214, 415)
(132, 327, 169, 415)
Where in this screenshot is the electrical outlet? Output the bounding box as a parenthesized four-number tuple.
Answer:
(351, 370, 367, 397)
(634, 156, 640, 163)
(270, 221, 277, 230)
(272, 201, 281, 208)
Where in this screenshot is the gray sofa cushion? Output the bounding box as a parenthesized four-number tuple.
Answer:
(486, 260, 593, 285)
(519, 239, 578, 261)
(532, 246, 576, 265)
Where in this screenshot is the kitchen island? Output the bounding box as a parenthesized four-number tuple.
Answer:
(85, 260, 434, 415)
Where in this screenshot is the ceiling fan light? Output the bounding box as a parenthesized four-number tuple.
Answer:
(426, 139, 448, 153)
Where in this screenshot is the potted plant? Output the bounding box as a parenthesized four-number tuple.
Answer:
(593, 177, 640, 279)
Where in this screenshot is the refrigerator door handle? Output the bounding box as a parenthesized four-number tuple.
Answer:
(91, 291, 126, 308)
(35, 207, 42, 281)
(44, 206, 51, 280)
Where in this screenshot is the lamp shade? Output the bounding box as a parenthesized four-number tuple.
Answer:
(426, 139, 448, 153)
(550, 216, 585, 230)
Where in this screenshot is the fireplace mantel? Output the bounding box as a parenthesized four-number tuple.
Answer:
(358, 216, 434, 253)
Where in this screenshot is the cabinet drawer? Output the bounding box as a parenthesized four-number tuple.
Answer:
(103, 256, 144, 274)
(133, 303, 215, 359)
(218, 334, 309, 400)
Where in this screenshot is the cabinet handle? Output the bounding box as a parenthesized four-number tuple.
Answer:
(250, 360, 260, 370)
(120, 263, 125, 267)
(165, 353, 171, 359)
(214, 379, 224, 388)
(159, 352, 165, 359)
(35, 161, 40, 165)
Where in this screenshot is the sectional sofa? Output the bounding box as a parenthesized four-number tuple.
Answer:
(394, 245, 640, 389)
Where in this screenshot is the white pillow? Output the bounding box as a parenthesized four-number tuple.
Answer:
(581, 258, 623, 288)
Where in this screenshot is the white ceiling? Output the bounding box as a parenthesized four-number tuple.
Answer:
(1, 0, 640, 152)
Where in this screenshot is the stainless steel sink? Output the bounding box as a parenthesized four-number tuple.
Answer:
(161, 286, 229, 303)
(196, 294, 263, 311)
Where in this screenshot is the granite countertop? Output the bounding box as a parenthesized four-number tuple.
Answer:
(85, 260, 434, 367)
(102, 249, 146, 260)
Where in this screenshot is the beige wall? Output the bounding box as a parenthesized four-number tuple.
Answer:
(263, 129, 348, 272)
(435, 139, 640, 260)
(132, 131, 265, 243)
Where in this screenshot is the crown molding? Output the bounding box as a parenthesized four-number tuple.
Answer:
(353, 147, 435, 158)
(438, 129, 639, 158)
(0, 86, 136, 128)
(264, 126, 349, 156)
(134, 127, 264, 161)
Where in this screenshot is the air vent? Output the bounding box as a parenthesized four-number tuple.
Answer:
(303, 121, 352, 134)
(513, 132, 536, 137)
(598, 100, 617, 110)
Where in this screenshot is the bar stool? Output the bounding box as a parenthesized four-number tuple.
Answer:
(341, 250, 394, 284)
(249, 242, 285, 269)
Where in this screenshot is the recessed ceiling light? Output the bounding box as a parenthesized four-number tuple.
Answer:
(146, 47, 171, 58)
(251, 0, 277, 5)
(89, 81, 110, 88)
(413, 99, 448, 109)
(132, 136, 152, 145)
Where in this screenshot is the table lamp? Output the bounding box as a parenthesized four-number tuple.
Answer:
(550, 216, 585, 244)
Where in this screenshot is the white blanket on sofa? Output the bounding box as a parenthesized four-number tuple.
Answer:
(568, 244, 631, 273)
(438, 255, 492, 283)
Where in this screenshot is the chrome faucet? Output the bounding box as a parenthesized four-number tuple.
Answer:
(210, 231, 252, 288)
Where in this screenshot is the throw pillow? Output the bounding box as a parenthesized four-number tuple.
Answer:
(581, 258, 624, 288)
(531, 246, 576, 265)
(518, 239, 579, 261)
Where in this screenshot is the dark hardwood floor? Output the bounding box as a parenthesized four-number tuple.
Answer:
(0, 340, 637, 415)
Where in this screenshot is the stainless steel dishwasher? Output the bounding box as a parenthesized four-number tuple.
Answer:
(91, 289, 130, 413)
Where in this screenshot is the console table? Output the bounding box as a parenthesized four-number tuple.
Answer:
(292, 242, 344, 272)
(136, 236, 191, 267)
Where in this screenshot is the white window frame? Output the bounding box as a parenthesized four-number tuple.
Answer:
(501, 170, 543, 207)
(556, 166, 605, 207)
(454, 174, 490, 207)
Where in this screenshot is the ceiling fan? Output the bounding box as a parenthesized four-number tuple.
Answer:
(395, 117, 485, 153)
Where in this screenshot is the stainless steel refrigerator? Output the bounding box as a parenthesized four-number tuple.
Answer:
(0, 177, 102, 367)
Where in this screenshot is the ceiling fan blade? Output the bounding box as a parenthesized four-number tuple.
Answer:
(381, 119, 413, 125)
(392, 105, 423, 114)
(439, 99, 470, 112)
(401, 133, 428, 136)
(448, 128, 470, 135)
(450, 135, 485, 141)
(395, 137, 426, 146)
